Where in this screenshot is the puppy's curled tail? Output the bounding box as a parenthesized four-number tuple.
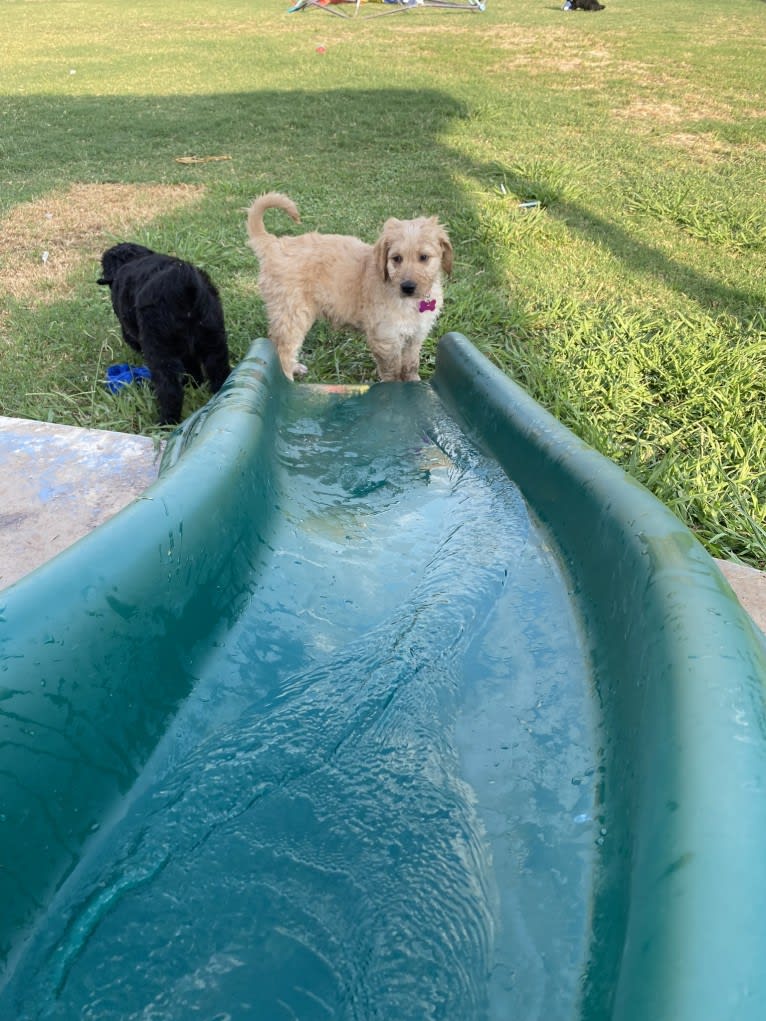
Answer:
(247, 193, 301, 251)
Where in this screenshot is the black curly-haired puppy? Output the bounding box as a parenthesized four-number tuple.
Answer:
(98, 242, 232, 424)
(570, 0, 604, 9)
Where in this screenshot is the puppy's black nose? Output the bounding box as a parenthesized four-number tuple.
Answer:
(400, 280, 417, 296)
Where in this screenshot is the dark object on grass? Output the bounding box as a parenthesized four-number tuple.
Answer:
(98, 243, 231, 424)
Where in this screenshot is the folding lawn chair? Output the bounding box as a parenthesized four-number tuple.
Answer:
(288, 0, 485, 20)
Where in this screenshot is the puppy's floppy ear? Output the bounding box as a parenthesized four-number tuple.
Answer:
(98, 246, 122, 285)
(436, 223, 453, 276)
(374, 220, 398, 282)
(97, 255, 114, 286)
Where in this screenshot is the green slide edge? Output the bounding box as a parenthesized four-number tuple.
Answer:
(433, 331, 766, 1021)
(0, 340, 287, 967)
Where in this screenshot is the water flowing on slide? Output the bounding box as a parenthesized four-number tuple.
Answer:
(1, 334, 765, 1020)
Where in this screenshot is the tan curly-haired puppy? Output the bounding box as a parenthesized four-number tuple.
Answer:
(247, 193, 452, 382)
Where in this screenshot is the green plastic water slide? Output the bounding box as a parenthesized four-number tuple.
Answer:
(0, 333, 765, 1018)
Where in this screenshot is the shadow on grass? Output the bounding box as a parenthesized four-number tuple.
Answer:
(2, 88, 479, 226)
(5, 86, 760, 316)
(2, 87, 762, 426)
(486, 164, 766, 319)
(0, 87, 517, 412)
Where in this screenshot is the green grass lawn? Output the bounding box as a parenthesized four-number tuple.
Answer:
(1, 0, 765, 566)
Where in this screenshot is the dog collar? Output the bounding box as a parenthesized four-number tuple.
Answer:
(419, 298, 436, 313)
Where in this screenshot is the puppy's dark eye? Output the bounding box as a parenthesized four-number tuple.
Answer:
(419, 253, 430, 262)
(391, 254, 403, 265)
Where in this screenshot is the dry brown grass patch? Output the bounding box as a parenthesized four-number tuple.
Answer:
(479, 23, 614, 77)
(0, 183, 205, 305)
(665, 131, 733, 163)
(613, 90, 740, 130)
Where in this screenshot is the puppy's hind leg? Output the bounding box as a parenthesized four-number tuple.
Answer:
(195, 298, 232, 393)
(144, 351, 185, 425)
(268, 307, 314, 379)
(152, 365, 185, 425)
(200, 342, 232, 394)
(182, 352, 205, 386)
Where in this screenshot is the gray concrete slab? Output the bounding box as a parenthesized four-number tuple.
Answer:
(715, 558, 766, 638)
(0, 417, 162, 590)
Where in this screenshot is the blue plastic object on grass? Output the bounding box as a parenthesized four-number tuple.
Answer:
(105, 363, 152, 393)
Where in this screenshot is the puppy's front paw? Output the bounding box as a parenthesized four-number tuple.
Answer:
(293, 362, 309, 377)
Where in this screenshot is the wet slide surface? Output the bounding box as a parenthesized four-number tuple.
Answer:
(3, 335, 766, 1021)
(2, 380, 596, 1019)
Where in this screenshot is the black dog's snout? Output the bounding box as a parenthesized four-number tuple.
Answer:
(400, 280, 417, 296)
